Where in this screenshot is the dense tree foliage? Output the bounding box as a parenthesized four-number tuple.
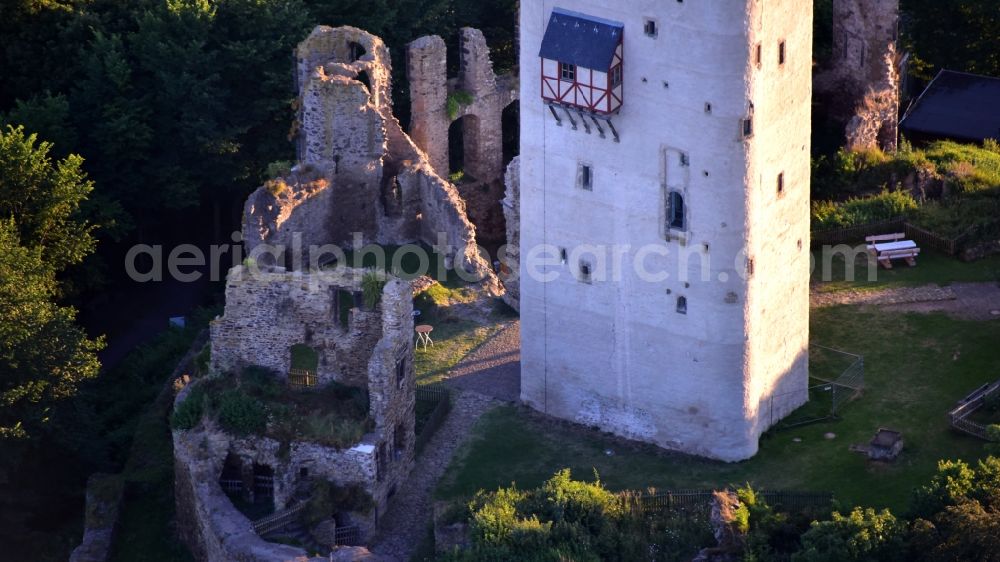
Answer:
(0, 126, 103, 442)
(902, 0, 1000, 81)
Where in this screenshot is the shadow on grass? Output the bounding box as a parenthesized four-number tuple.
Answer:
(436, 306, 1000, 514)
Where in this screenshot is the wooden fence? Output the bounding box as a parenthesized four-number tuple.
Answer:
(812, 218, 906, 247)
(415, 387, 452, 455)
(621, 489, 833, 515)
(812, 218, 970, 256)
(251, 501, 306, 536)
(948, 380, 1000, 441)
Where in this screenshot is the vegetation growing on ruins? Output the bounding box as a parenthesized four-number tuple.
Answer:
(811, 140, 1000, 231)
(171, 366, 373, 449)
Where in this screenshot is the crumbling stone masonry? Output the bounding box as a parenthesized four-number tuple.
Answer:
(243, 26, 496, 283)
(176, 266, 415, 559)
(407, 28, 519, 185)
(501, 156, 519, 312)
(818, 0, 900, 151)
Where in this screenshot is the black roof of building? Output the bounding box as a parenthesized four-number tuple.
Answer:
(900, 70, 1000, 142)
(538, 8, 624, 71)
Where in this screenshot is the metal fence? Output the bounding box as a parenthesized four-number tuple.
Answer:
(621, 489, 833, 516)
(764, 345, 865, 430)
(415, 387, 452, 455)
(251, 501, 306, 536)
(334, 525, 363, 546)
(288, 368, 317, 388)
(948, 380, 1000, 441)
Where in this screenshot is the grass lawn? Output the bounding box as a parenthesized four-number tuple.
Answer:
(436, 306, 1000, 514)
(812, 248, 1000, 293)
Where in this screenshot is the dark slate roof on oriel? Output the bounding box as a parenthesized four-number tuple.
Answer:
(900, 70, 1000, 141)
(538, 8, 624, 71)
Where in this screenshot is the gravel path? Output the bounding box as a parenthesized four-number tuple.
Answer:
(810, 284, 957, 308)
(441, 321, 521, 401)
(811, 282, 1000, 321)
(369, 322, 522, 560)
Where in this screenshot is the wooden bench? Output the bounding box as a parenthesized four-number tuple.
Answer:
(865, 232, 906, 253)
(876, 246, 920, 269)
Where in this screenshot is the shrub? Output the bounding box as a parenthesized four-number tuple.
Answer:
(216, 390, 267, 435)
(811, 190, 918, 230)
(171, 386, 206, 431)
(265, 160, 293, 180)
(468, 486, 529, 546)
(793, 507, 907, 562)
(264, 178, 288, 197)
(361, 268, 386, 309)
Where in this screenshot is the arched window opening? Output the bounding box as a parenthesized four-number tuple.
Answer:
(668, 191, 685, 231)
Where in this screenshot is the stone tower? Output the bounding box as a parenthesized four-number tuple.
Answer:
(518, 1, 812, 461)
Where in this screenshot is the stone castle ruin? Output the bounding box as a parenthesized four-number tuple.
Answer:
(242, 26, 497, 282)
(816, 0, 901, 152)
(407, 29, 520, 246)
(174, 267, 414, 560)
(172, 24, 520, 561)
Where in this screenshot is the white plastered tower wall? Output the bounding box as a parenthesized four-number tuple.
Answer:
(518, 0, 812, 461)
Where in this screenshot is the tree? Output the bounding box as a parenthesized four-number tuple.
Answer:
(0, 125, 97, 275)
(0, 126, 104, 441)
(0, 222, 103, 441)
(902, 0, 1000, 81)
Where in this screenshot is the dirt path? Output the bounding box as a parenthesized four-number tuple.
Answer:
(811, 282, 1000, 321)
(369, 322, 521, 560)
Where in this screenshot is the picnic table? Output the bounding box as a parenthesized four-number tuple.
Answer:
(866, 233, 920, 269)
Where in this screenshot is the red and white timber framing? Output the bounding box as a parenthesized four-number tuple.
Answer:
(540, 39, 623, 115)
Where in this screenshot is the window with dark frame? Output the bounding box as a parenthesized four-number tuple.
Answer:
(560, 62, 576, 81)
(578, 163, 593, 191)
(676, 296, 688, 315)
(743, 117, 753, 137)
(644, 19, 657, 38)
(611, 66, 623, 88)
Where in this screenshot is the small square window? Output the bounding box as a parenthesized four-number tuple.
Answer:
(578, 163, 593, 191)
(778, 41, 786, 65)
(644, 19, 657, 38)
(777, 172, 785, 195)
(560, 62, 576, 81)
(676, 296, 688, 315)
(579, 260, 593, 283)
